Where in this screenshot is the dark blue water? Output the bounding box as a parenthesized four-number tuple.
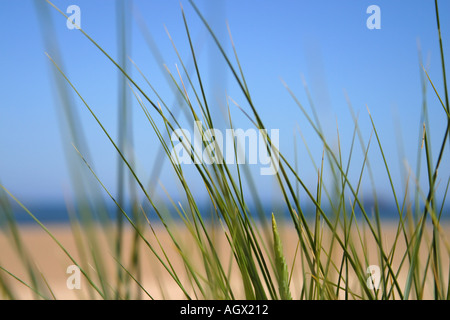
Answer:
(4, 200, 446, 225)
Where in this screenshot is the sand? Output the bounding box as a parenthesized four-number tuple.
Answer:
(0, 222, 449, 300)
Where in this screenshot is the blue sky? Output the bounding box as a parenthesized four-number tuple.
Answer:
(0, 0, 449, 209)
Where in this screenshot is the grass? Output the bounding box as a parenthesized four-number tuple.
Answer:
(0, 0, 449, 300)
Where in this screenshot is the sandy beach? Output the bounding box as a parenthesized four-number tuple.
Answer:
(1, 222, 449, 300)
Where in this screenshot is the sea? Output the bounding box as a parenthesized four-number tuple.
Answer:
(4, 200, 445, 225)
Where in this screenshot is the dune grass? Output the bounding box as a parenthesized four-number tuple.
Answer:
(0, 0, 449, 300)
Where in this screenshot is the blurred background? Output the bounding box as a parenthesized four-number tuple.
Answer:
(0, 0, 449, 222)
